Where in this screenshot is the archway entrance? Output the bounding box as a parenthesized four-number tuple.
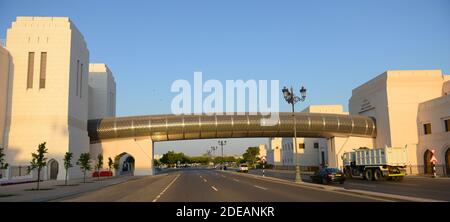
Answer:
(445, 148, 450, 176)
(424, 150, 433, 174)
(48, 159, 59, 180)
(114, 153, 135, 175)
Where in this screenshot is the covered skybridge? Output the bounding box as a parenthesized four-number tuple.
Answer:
(87, 113, 376, 175)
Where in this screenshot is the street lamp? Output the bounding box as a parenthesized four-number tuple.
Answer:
(281, 85, 307, 183)
(218, 140, 227, 170)
(210, 146, 217, 158)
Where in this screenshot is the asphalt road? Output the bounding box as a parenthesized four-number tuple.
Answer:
(249, 169, 450, 201)
(63, 169, 388, 202)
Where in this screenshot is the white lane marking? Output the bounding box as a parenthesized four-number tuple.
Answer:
(203, 179, 208, 183)
(233, 179, 240, 182)
(152, 174, 180, 202)
(200, 175, 203, 178)
(254, 185, 268, 190)
(221, 175, 226, 178)
(211, 186, 218, 191)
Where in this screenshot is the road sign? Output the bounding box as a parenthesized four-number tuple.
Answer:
(261, 156, 267, 163)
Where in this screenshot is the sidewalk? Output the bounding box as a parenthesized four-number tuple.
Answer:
(0, 175, 143, 202)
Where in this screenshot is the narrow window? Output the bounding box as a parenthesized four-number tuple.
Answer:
(39, 52, 47, 88)
(444, 119, 450, 132)
(76, 60, 79, 96)
(314, 143, 319, 149)
(80, 63, 83, 98)
(298, 143, 305, 149)
(423, 123, 432, 135)
(27, 52, 35, 89)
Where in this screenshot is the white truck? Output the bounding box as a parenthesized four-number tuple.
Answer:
(342, 146, 408, 181)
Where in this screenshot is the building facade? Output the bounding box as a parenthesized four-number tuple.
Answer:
(267, 137, 282, 166)
(88, 63, 116, 119)
(0, 17, 117, 181)
(3, 17, 90, 180)
(258, 144, 267, 159)
(349, 70, 450, 175)
(0, 46, 11, 149)
(417, 80, 450, 175)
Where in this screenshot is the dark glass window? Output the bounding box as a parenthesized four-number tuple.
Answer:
(76, 60, 79, 96)
(39, 52, 47, 88)
(80, 63, 83, 98)
(445, 119, 450, 132)
(314, 143, 319, 149)
(423, 123, 432, 135)
(298, 143, 305, 149)
(27, 52, 35, 89)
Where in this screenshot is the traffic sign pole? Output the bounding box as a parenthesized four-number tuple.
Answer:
(261, 156, 266, 177)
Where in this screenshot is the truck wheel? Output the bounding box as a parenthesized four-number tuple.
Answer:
(396, 176, 404, 182)
(373, 169, 382, 181)
(364, 169, 373, 181)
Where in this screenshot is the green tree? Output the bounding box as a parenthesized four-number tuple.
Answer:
(113, 155, 120, 171)
(77, 153, 91, 183)
(63, 152, 73, 186)
(242, 147, 260, 167)
(0, 147, 8, 178)
(160, 151, 189, 167)
(108, 157, 114, 171)
(96, 154, 103, 180)
(27, 142, 48, 190)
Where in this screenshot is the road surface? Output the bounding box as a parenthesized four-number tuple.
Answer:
(249, 169, 450, 201)
(62, 169, 389, 202)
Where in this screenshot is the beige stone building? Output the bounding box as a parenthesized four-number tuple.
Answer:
(0, 46, 12, 151)
(349, 70, 450, 175)
(267, 137, 282, 166)
(88, 63, 116, 119)
(0, 17, 116, 181)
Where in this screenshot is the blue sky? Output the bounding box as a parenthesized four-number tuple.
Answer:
(1, 0, 449, 156)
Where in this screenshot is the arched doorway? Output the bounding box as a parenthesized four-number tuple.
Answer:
(114, 153, 135, 175)
(48, 159, 59, 180)
(424, 150, 433, 174)
(445, 148, 450, 176)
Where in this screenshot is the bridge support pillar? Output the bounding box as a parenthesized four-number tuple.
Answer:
(90, 137, 154, 176)
(327, 136, 375, 170)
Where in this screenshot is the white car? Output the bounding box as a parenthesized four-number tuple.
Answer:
(238, 164, 249, 173)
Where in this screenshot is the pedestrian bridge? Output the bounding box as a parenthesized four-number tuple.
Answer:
(88, 112, 376, 143)
(87, 113, 376, 176)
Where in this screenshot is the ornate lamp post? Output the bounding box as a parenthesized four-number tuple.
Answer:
(218, 140, 227, 170)
(281, 85, 307, 183)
